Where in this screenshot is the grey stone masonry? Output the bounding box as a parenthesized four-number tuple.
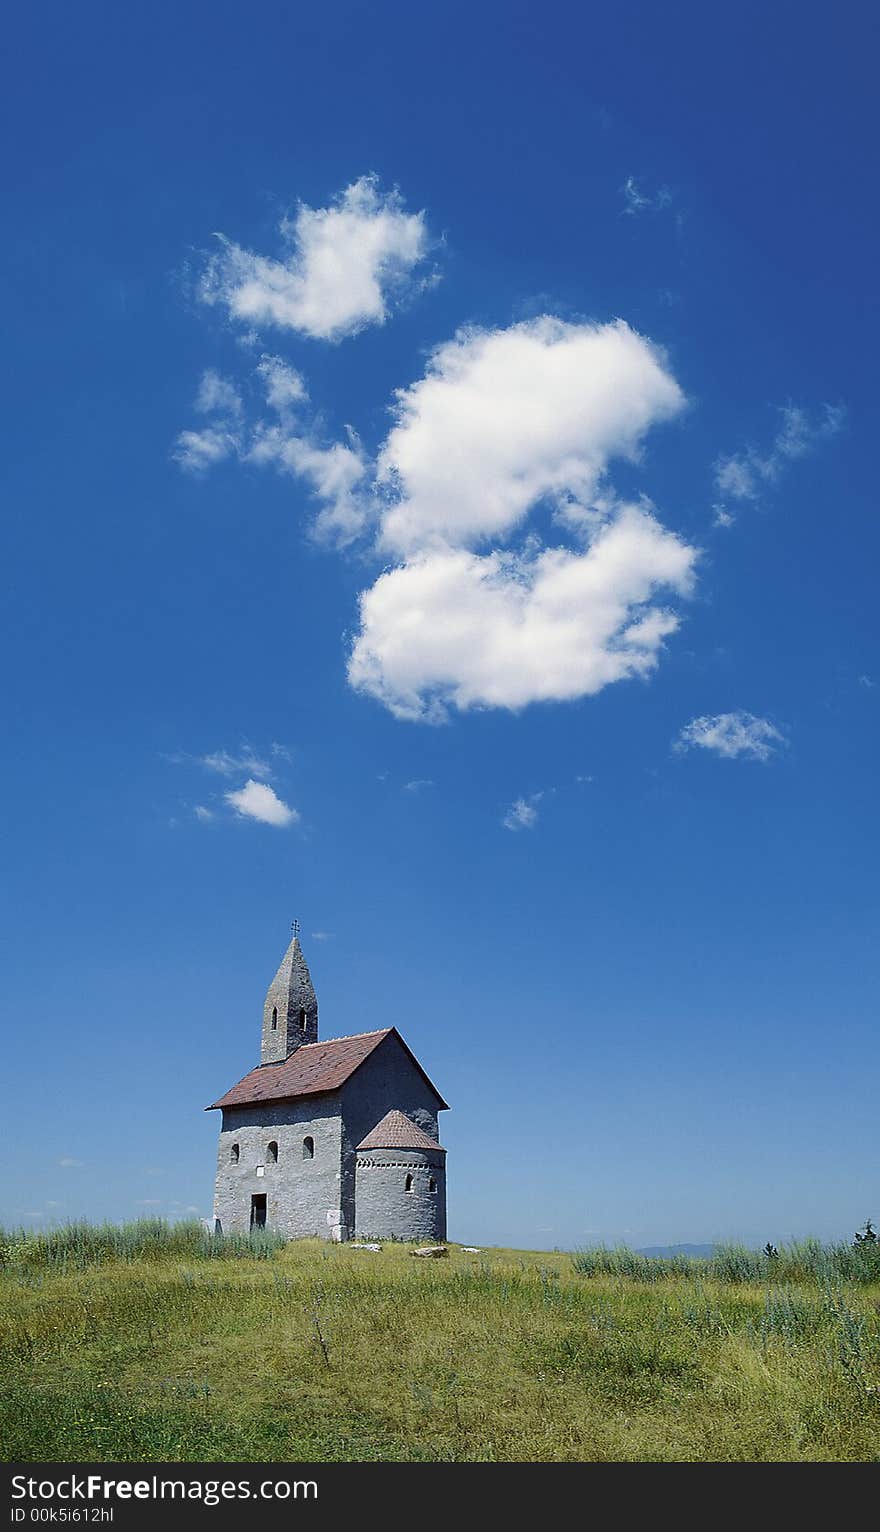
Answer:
(260, 934, 318, 1064)
(339, 1034, 444, 1236)
(213, 1099, 344, 1239)
(355, 1147, 447, 1242)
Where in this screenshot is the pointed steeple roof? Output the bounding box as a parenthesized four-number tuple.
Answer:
(261, 927, 318, 1064)
(356, 1109, 445, 1152)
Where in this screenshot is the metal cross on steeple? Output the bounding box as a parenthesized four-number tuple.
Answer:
(291, 918, 300, 940)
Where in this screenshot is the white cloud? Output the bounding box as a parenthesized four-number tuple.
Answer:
(175, 358, 370, 547)
(248, 426, 371, 546)
(57, 1157, 84, 1169)
(620, 176, 672, 216)
(675, 711, 785, 761)
(714, 402, 844, 506)
(346, 316, 694, 719)
(198, 174, 431, 342)
(311, 930, 333, 941)
(503, 793, 543, 831)
(376, 317, 685, 556)
(712, 503, 736, 529)
(199, 747, 273, 778)
(195, 368, 242, 417)
(403, 778, 434, 793)
(173, 427, 238, 473)
(194, 805, 213, 822)
(225, 779, 298, 826)
(256, 354, 307, 412)
(350, 503, 696, 720)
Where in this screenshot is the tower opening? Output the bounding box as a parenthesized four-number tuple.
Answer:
(302, 1136, 314, 1159)
(271, 1007, 277, 1030)
(230, 1143, 239, 1164)
(405, 1173, 413, 1192)
(250, 1194, 267, 1230)
(266, 1141, 278, 1164)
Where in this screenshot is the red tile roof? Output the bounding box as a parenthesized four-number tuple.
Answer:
(207, 1029, 392, 1110)
(207, 1027, 449, 1112)
(357, 1109, 445, 1152)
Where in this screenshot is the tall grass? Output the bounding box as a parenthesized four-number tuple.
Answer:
(572, 1238, 880, 1285)
(0, 1219, 286, 1273)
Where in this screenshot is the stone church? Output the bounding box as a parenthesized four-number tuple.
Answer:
(208, 930, 448, 1242)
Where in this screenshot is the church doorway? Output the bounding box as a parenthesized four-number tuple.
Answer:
(250, 1193, 267, 1230)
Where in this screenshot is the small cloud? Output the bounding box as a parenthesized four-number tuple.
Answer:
(675, 711, 785, 762)
(712, 504, 736, 529)
(195, 368, 242, 418)
(621, 176, 673, 216)
(256, 354, 308, 412)
(197, 174, 433, 343)
(714, 402, 844, 507)
(173, 426, 238, 473)
(503, 792, 543, 831)
(199, 747, 273, 779)
(403, 778, 434, 793)
(135, 1199, 162, 1208)
(575, 774, 594, 784)
(858, 674, 874, 690)
(57, 1157, 84, 1169)
(225, 779, 298, 827)
(194, 805, 213, 822)
(311, 930, 333, 942)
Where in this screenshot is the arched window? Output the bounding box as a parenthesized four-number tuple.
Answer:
(405, 1173, 413, 1192)
(266, 1141, 278, 1164)
(300, 1007, 307, 1031)
(230, 1143, 239, 1164)
(302, 1136, 314, 1160)
(271, 1006, 278, 1030)
(429, 1177, 436, 1193)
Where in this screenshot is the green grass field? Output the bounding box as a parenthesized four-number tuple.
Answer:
(2, 1223, 879, 1462)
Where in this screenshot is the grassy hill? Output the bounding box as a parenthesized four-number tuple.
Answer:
(1, 1222, 879, 1462)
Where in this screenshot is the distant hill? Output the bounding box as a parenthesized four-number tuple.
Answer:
(637, 1243, 715, 1259)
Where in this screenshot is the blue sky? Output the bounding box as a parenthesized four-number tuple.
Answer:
(2, 0, 877, 1248)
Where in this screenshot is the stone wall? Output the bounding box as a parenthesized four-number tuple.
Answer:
(339, 1034, 446, 1237)
(355, 1147, 447, 1241)
(213, 1098, 343, 1239)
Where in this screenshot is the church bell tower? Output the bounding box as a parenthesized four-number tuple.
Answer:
(260, 925, 318, 1064)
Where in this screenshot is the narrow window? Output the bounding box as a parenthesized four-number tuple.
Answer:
(230, 1143, 239, 1164)
(266, 1140, 278, 1164)
(250, 1193, 267, 1230)
(429, 1177, 437, 1193)
(300, 1007, 307, 1031)
(303, 1136, 314, 1160)
(405, 1173, 413, 1192)
(271, 1006, 278, 1030)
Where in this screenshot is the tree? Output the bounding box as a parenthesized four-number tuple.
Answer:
(853, 1218, 876, 1247)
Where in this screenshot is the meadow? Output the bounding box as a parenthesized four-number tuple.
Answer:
(1, 1222, 879, 1462)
